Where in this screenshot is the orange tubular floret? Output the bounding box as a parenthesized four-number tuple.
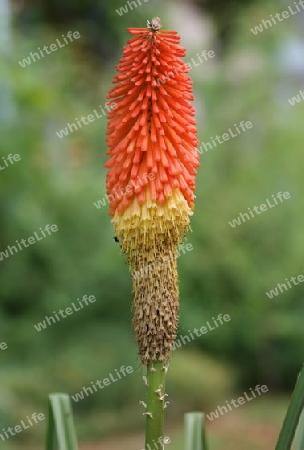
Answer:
(105, 21, 199, 217)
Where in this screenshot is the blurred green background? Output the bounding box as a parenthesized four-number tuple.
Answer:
(0, 0, 303, 448)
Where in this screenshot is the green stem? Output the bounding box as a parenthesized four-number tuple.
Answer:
(145, 360, 168, 450)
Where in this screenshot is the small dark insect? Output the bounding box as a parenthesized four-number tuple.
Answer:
(113, 236, 119, 243)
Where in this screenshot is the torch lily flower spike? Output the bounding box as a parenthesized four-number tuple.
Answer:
(105, 17, 199, 364)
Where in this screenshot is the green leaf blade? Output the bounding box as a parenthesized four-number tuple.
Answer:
(276, 364, 304, 450)
(184, 412, 208, 450)
(295, 409, 304, 450)
(46, 393, 78, 450)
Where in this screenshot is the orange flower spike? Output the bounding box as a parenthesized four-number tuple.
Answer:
(105, 17, 199, 364)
